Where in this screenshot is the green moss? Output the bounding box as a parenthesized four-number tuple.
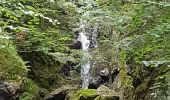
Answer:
(22, 78, 40, 94)
(118, 62, 133, 86)
(94, 96, 119, 100)
(117, 60, 135, 100)
(71, 89, 120, 100)
(70, 89, 98, 100)
(25, 52, 64, 90)
(19, 92, 34, 100)
(0, 46, 27, 80)
(118, 51, 128, 63)
(135, 78, 150, 96)
(94, 96, 100, 100)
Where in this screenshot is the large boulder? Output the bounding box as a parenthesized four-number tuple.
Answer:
(0, 46, 25, 100)
(70, 89, 98, 100)
(43, 85, 78, 100)
(0, 80, 22, 100)
(89, 68, 110, 89)
(70, 89, 120, 100)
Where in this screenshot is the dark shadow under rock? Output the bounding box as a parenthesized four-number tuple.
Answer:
(46, 92, 66, 100)
(69, 41, 82, 49)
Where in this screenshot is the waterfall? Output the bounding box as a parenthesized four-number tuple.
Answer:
(77, 0, 98, 89)
(78, 20, 91, 89)
(78, 20, 98, 89)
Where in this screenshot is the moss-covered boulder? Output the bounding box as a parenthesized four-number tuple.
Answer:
(0, 46, 28, 80)
(70, 89, 98, 100)
(0, 45, 39, 99)
(19, 51, 64, 90)
(70, 89, 120, 100)
(20, 51, 81, 91)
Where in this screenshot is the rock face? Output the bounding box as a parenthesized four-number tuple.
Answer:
(100, 68, 109, 77)
(69, 40, 82, 49)
(43, 85, 120, 100)
(0, 81, 22, 100)
(20, 52, 69, 89)
(89, 68, 110, 89)
(20, 51, 81, 90)
(0, 82, 9, 100)
(43, 85, 78, 100)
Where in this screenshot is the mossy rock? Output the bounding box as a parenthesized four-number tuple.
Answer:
(20, 51, 64, 90)
(70, 89, 120, 100)
(70, 89, 98, 100)
(0, 46, 27, 80)
(94, 96, 119, 100)
(20, 51, 80, 91)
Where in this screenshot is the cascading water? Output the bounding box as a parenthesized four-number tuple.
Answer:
(78, 20, 98, 89)
(77, 0, 98, 89)
(78, 20, 91, 89)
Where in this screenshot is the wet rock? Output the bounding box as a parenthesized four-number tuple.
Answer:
(89, 68, 110, 89)
(0, 82, 9, 100)
(43, 85, 78, 100)
(97, 85, 115, 96)
(100, 68, 109, 77)
(96, 85, 120, 100)
(62, 61, 71, 76)
(89, 76, 101, 89)
(97, 85, 110, 92)
(100, 68, 110, 84)
(0, 80, 22, 100)
(69, 41, 82, 49)
(5, 82, 22, 95)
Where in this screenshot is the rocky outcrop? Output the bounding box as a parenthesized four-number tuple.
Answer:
(70, 89, 120, 100)
(0, 80, 22, 100)
(89, 68, 110, 89)
(43, 85, 78, 100)
(43, 85, 120, 100)
(69, 40, 82, 49)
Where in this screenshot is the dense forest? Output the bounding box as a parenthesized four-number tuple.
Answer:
(0, 0, 170, 100)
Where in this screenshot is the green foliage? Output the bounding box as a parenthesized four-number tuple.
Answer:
(0, 0, 72, 52)
(99, 0, 170, 99)
(0, 0, 170, 99)
(149, 72, 170, 100)
(19, 78, 40, 100)
(21, 78, 40, 94)
(17, 28, 55, 52)
(19, 92, 34, 100)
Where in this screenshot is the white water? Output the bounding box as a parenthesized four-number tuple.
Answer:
(78, 20, 98, 88)
(78, 20, 91, 89)
(77, 0, 98, 89)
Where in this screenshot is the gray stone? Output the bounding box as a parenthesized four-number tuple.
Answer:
(100, 68, 109, 77)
